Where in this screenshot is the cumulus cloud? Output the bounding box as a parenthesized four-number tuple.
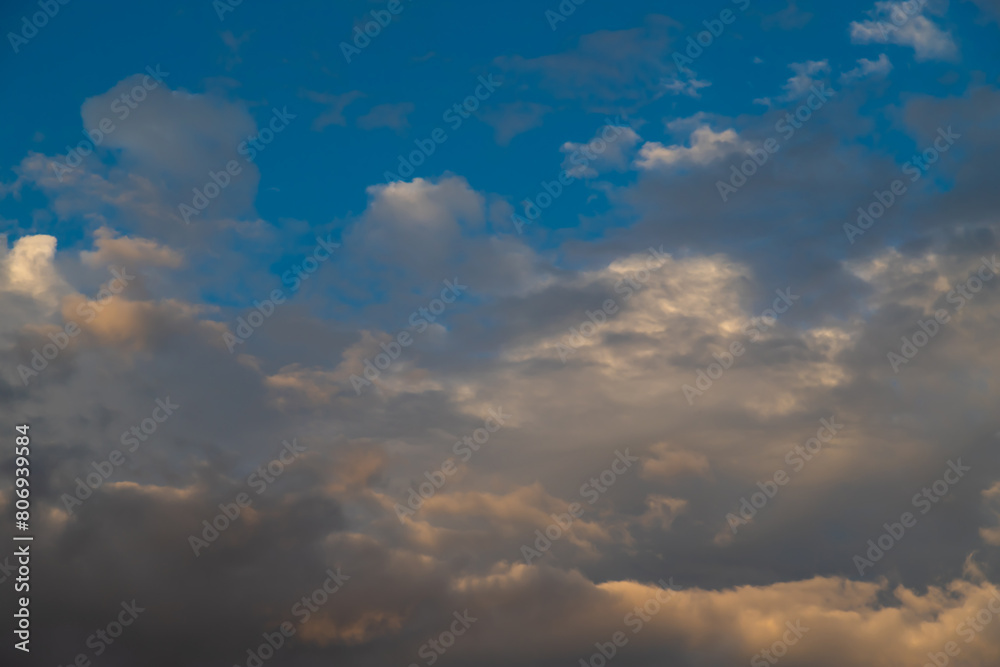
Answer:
(3, 185, 1000, 667)
(80, 226, 183, 270)
(2, 12, 998, 667)
(6, 75, 265, 240)
(634, 125, 750, 170)
(850, 1, 958, 61)
(560, 126, 642, 178)
(1, 234, 70, 309)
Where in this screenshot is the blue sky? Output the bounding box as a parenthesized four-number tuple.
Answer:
(3, 0, 994, 258)
(2, 1, 1000, 666)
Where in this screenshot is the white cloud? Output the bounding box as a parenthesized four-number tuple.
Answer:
(80, 226, 183, 270)
(634, 125, 749, 170)
(782, 60, 830, 99)
(850, 1, 957, 61)
(839, 54, 894, 83)
(0, 234, 73, 345)
(362, 177, 484, 234)
(2, 234, 69, 309)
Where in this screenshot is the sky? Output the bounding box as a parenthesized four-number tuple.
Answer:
(1, 0, 1000, 665)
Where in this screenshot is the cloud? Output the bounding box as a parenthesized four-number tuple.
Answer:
(219, 30, 253, 69)
(840, 54, 894, 83)
(80, 226, 183, 270)
(0, 234, 73, 346)
(660, 74, 711, 98)
(305, 90, 365, 130)
(1, 234, 69, 309)
(361, 177, 484, 234)
(4, 202, 1000, 667)
(3, 76, 266, 241)
(782, 60, 831, 99)
(494, 15, 677, 108)
(641, 443, 711, 482)
(481, 102, 552, 145)
(79, 75, 258, 186)
(634, 125, 750, 170)
(980, 482, 1000, 545)
(751, 60, 831, 106)
(850, 1, 958, 61)
(3, 18, 1000, 665)
(560, 126, 642, 178)
(356, 102, 415, 132)
(762, 0, 815, 29)
(638, 495, 688, 530)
